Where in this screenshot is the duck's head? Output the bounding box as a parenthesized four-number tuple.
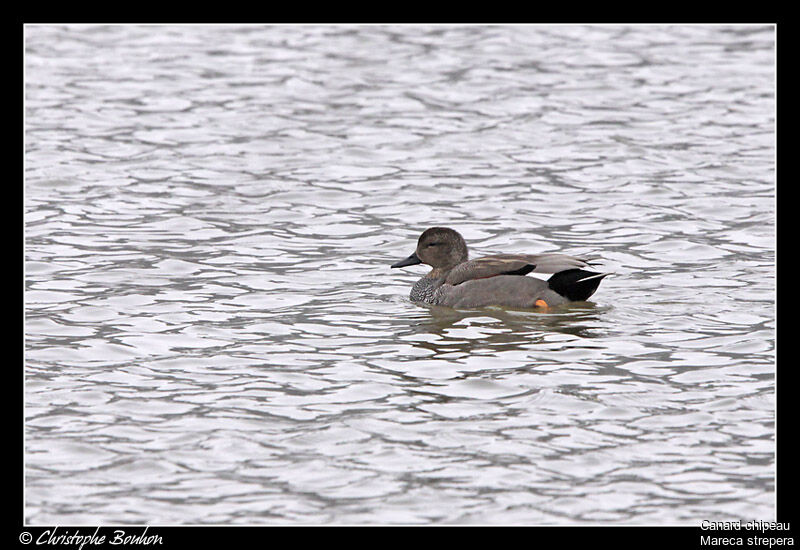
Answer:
(391, 227, 469, 270)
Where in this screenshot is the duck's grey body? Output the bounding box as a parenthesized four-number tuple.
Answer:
(413, 274, 568, 309)
(392, 227, 609, 310)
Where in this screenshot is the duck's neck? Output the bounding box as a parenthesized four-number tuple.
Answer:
(427, 267, 451, 280)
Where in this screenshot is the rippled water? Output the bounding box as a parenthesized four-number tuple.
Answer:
(24, 24, 775, 525)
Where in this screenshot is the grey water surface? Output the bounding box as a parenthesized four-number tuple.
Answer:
(24, 24, 775, 525)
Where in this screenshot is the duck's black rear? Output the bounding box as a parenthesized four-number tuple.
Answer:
(547, 269, 609, 302)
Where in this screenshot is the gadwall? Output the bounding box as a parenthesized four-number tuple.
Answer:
(391, 227, 609, 309)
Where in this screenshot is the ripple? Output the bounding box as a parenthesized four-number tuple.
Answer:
(25, 24, 775, 525)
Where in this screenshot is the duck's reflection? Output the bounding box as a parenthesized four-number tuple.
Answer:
(395, 301, 610, 356)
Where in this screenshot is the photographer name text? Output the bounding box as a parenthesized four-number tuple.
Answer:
(28, 527, 162, 549)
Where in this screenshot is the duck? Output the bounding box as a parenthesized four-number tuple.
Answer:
(390, 227, 609, 309)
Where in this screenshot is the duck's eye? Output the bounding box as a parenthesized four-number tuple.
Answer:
(426, 242, 441, 247)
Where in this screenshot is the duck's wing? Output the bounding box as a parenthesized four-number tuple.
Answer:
(444, 253, 594, 286)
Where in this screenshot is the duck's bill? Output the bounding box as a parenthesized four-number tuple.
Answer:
(391, 252, 422, 268)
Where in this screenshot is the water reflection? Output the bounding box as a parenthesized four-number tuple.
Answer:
(399, 301, 609, 353)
